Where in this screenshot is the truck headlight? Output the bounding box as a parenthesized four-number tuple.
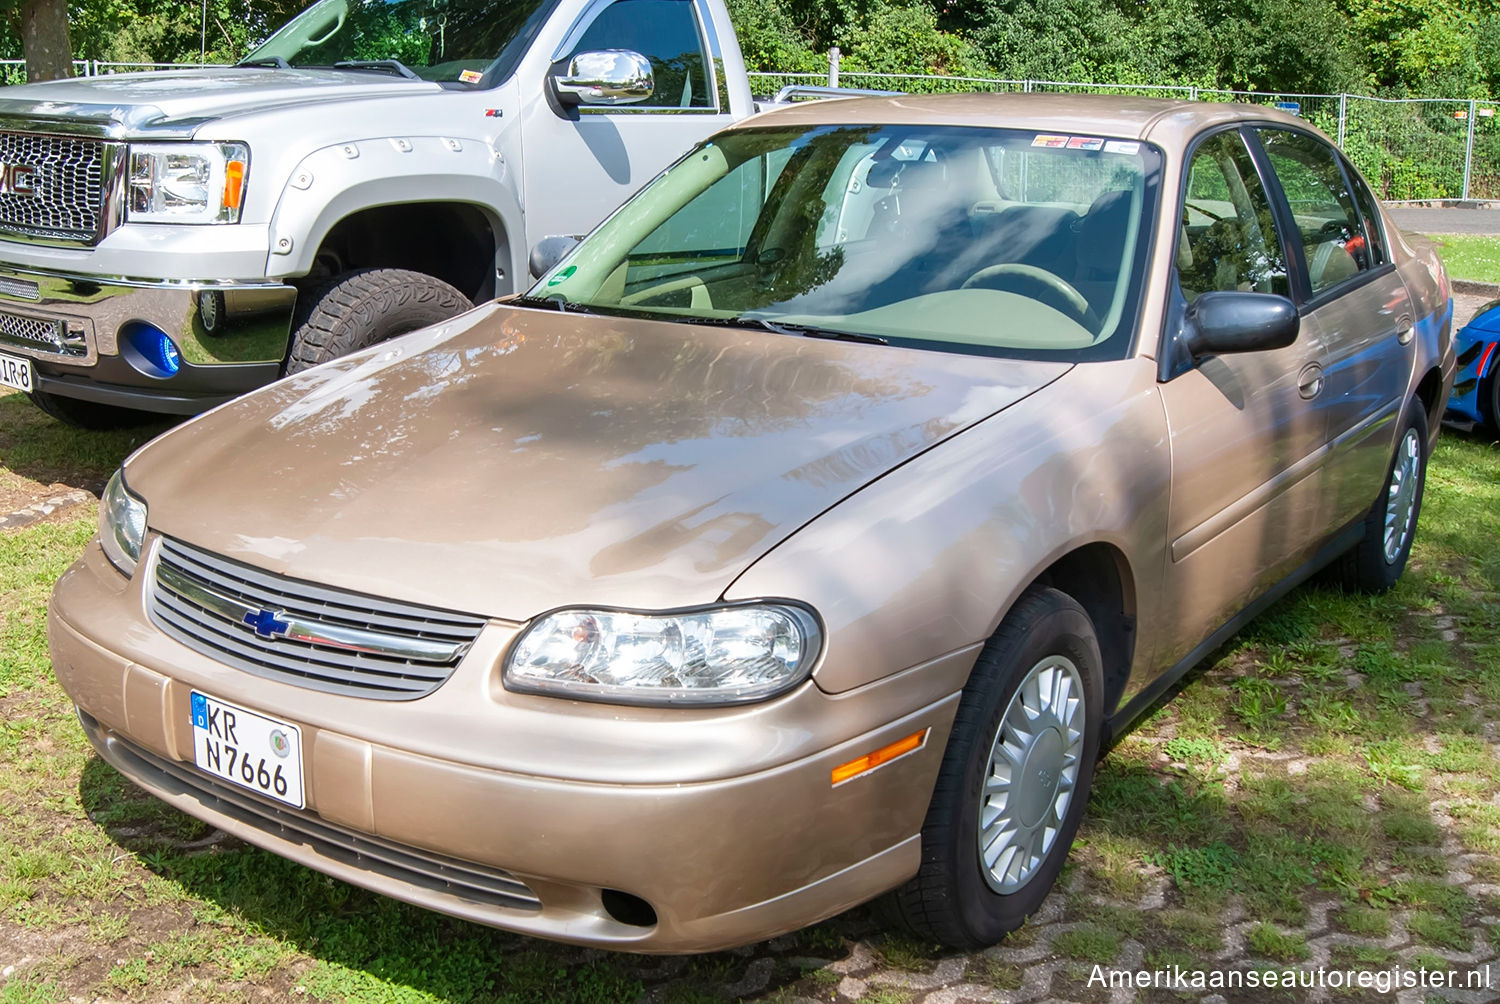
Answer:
(100, 470, 147, 576)
(504, 604, 821, 705)
(127, 142, 249, 224)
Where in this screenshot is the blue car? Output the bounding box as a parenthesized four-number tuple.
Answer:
(1448, 299, 1500, 434)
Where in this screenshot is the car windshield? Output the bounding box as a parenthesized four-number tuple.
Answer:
(534, 123, 1163, 360)
(243, 0, 558, 85)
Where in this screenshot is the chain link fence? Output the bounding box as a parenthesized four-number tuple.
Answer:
(750, 67, 1500, 202)
(0, 58, 1491, 201)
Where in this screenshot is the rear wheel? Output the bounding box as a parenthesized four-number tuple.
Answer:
(1330, 398, 1428, 593)
(882, 586, 1103, 948)
(285, 268, 472, 374)
(27, 389, 156, 429)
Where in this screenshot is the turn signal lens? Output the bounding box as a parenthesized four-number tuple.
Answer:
(223, 158, 246, 211)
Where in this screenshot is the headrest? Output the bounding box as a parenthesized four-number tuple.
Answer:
(1076, 189, 1134, 271)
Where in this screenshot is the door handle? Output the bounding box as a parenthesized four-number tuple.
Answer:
(1396, 314, 1414, 345)
(1298, 362, 1324, 399)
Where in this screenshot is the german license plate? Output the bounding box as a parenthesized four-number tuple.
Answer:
(0, 352, 32, 393)
(189, 691, 304, 808)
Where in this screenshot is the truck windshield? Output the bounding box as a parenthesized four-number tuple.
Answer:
(243, 0, 558, 85)
(532, 124, 1163, 362)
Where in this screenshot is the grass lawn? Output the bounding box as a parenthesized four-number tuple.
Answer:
(1431, 233, 1500, 283)
(1, 385, 1499, 1002)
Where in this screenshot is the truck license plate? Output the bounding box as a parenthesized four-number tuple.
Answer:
(190, 691, 304, 808)
(0, 352, 32, 393)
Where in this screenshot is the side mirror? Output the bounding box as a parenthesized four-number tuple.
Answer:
(529, 235, 580, 279)
(1183, 291, 1300, 358)
(549, 50, 654, 106)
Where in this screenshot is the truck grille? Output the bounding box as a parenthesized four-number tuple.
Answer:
(150, 537, 487, 701)
(82, 712, 543, 914)
(0, 132, 115, 242)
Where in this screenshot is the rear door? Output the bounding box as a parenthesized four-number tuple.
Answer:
(1252, 127, 1415, 531)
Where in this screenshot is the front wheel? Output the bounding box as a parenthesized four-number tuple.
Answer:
(285, 268, 473, 375)
(1483, 370, 1500, 440)
(882, 586, 1103, 948)
(1330, 398, 1429, 593)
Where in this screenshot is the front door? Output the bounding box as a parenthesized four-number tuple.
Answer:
(520, 0, 738, 242)
(1154, 128, 1330, 669)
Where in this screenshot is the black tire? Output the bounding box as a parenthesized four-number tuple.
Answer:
(881, 586, 1104, 948)
(1329, 398, 1429, 593)
(1483, 369, 1500, 440)
(285, 268, 473, 374)
(27, 389, 157, 429)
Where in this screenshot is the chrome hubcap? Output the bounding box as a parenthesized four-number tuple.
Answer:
(978, 655, 1085, 894)
(1383, 429, 1421, 564)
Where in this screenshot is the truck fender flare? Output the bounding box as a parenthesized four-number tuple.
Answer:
(266, 138, 525, 290)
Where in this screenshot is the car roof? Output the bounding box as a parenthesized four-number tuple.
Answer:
(743, 92, 1317, 149)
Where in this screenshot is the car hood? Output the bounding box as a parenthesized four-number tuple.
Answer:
(127, 303, 1070, 620)
(0, 69, 440, 137)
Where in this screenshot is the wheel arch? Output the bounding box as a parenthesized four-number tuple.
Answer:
(1413, 364, 1446, 447)
(267, 155, 526, 299)
(1022, 541, 1137, 717)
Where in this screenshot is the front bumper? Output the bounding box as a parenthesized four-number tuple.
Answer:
(48, 539, 964, 953)
(0, 265, 294, 414)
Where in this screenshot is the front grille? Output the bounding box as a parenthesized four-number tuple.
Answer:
(150, 537, 487, 700)
(0, 310, 63, 349)
(0, 132, 114, 242)
(85, 713, 542, 913)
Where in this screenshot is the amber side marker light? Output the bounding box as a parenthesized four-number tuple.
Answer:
(831, 728, 930, 786)
(223, 160, 247, 212)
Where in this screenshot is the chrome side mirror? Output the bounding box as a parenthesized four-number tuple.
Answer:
(551, 50, 654, 106)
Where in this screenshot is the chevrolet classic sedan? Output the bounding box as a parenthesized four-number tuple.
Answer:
(50, 94, 1455, 953)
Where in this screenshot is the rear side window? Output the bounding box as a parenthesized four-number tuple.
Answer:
(565, 0, 712, 109)
(1175, 130, 1291, 302)
(1257, 128, 1370, 296)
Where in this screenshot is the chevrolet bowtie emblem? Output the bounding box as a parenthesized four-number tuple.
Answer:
(242, 608, 291, 639)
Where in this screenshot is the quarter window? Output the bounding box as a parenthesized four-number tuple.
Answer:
(564, 0, 712, 109)
(1176, 131, 1290, 302)
(1257, 128, 1371, 295)
(1344, 159, 1389, 267)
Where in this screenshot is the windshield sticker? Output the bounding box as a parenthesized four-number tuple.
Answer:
(460, 69, 484, 84)
(1104, 140, 1141, 155)
(1067, 136, 1105, 150)
(1031, 134, 1069, 148)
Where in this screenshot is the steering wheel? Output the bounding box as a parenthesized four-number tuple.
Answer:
(960, 264, 1092, 323)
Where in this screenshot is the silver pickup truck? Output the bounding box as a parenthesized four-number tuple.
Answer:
(0, 0, 754, 425)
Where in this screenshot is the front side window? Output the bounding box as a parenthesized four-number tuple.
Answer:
(563, 0, 712, 108)
(245, 0, 558, 84)
(1176, 130, 1290, 302)
(533, 125, 1163, 361)
(1257, 128, 1371, 296)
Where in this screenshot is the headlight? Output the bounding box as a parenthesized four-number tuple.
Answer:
(100, 470, 147, 576)
(127, 142, 249, 224)
(504, 603, 821, 705)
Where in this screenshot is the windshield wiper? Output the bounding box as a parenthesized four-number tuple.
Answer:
(332, 59, 419, 80)
(510, 294, 576, 312)
(710, 316, 889, 345)
(236, 56, 290, 69)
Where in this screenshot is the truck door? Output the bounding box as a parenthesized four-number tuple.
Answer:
(520, 0, 739, 241)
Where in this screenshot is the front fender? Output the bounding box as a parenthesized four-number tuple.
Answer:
(265, 137, 526, 289)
